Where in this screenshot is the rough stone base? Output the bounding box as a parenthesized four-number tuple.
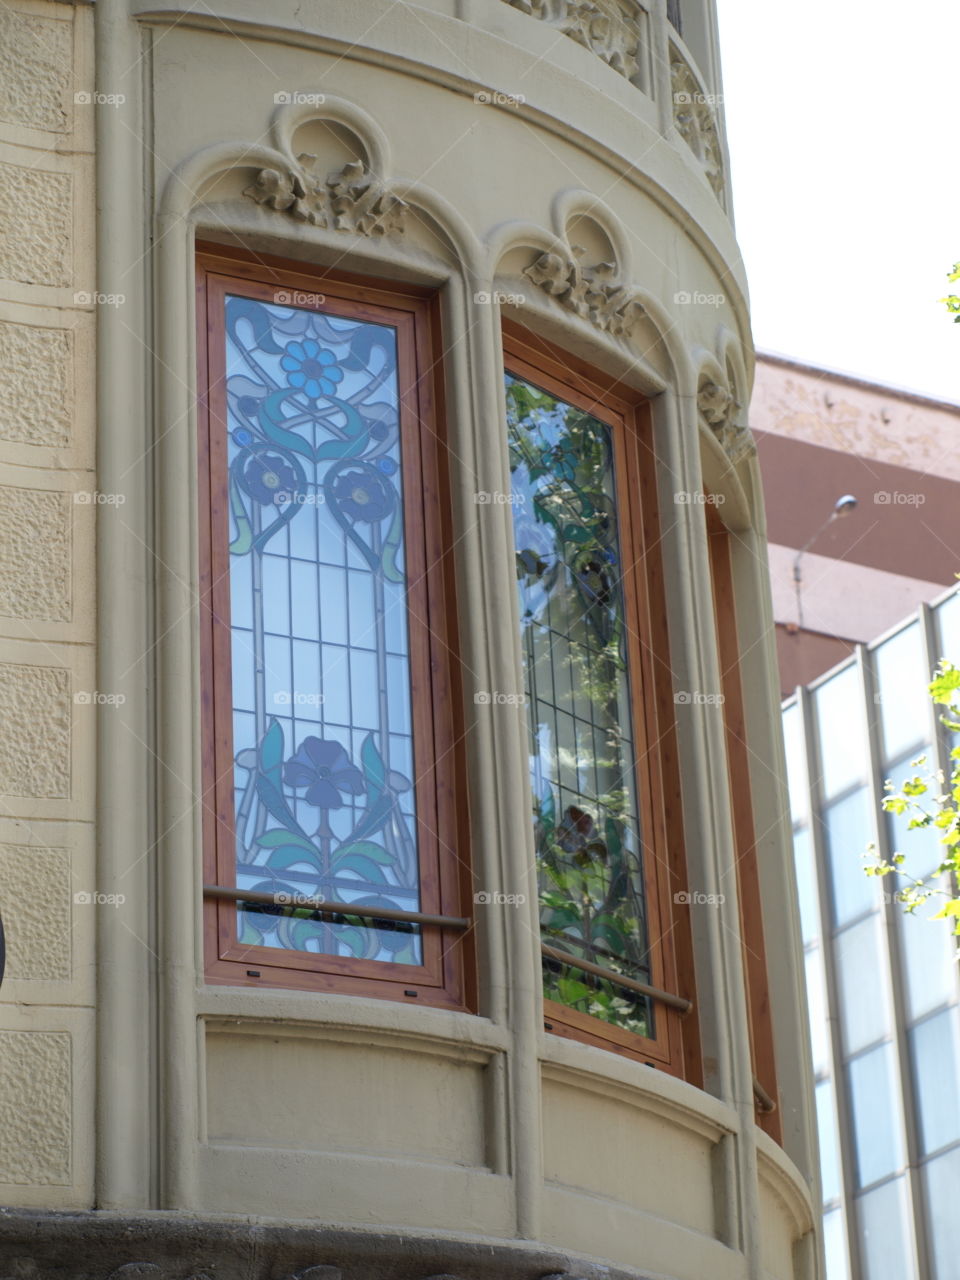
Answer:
(0, 1213, 656, 1280)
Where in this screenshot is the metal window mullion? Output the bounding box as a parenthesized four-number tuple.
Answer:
(915, 602, 960, 1275)
(798, 683, 862, 1280)
(861, 641, 929, 1280)
(921, 601, 960, 1004)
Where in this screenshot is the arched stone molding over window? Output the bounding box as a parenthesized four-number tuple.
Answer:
(697, 357, 754, 464)
(685, 344, 754, 528)
(168, 96, 482, 275)
(485, 198, 760, 541)
(487, 192, 686, 392)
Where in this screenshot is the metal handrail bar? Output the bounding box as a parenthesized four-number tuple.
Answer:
(753, 1076, 777, 1114)
(541, 942, 693, 1014)
(203, 884, 470, 931)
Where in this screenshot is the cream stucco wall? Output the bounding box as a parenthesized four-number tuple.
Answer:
(0, 4, 820, 1279)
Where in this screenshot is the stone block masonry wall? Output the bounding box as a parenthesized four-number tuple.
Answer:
(0, 0, 96, 1210)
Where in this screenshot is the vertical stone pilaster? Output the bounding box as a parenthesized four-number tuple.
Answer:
(0, 0, 97, 1212)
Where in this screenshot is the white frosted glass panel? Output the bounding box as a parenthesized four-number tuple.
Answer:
(911, 1011, 960, 1156)
(815, 664, 867, 800)
(874, 624, 928, 764)
(857, 1178, 917, 1280)
(835, 914, 890, 1055)
(289, 560, 320, 641)
(823, 1208, 850, 1280)
(924, 1148, 960, 1280)
(935, 590, 960, 664)
(825, 789, 881, 926)
(899, 896, 955, 1021)
(783, 702, 809, 822)
(261, 551, 291, 636)
(848, 1044, 904, 1187)
(805, 945, 830, 1075)
(350, 649, 379, 731)
(794, 825, 820, 944)
(816, 1079, 843, 1205)
(317, 565, 347, 644)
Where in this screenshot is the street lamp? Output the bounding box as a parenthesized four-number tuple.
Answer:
(791, 494, 858, 632)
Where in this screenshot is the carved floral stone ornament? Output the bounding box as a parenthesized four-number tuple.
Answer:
(523, 245, 645, 339)
(698, 377, 755, 463)
(670, 52, 725, 201)
(245, 156, 408, 236)
(503, 0, 648, 90)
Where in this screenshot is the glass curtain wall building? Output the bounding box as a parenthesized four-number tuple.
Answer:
(785, 587, 960, 1279)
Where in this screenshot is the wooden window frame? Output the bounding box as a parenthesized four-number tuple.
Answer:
(707, 505, 782, 1138)
(503, 322, 701, 1081)
(197, 245, 473, 1010)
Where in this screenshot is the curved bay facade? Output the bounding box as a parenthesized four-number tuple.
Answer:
(0, 3, 821, 1279)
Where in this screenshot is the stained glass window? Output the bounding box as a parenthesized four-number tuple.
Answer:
(221, 295, 422, 964)
(199, 258, 465, 1001)
(506, 372, 653, 1039)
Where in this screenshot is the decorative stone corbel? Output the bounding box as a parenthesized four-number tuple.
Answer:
(698, 378, 754, 463)
(245, 156, 408, 236)
(503, 0, 648, 90)
(670, 53, 724, 200)
(524, 245, 644, 338)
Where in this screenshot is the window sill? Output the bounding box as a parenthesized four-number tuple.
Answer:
(196, 983, 509, 1061)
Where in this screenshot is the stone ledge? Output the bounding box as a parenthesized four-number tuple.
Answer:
(0, 1212, 660, 1280)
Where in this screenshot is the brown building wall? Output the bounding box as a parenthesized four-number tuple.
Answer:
(753, 353, 960, 695)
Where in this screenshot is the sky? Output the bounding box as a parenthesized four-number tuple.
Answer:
(715, 0, 960, 405)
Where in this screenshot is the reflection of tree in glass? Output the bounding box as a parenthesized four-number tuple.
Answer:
(506, 374, 651, 1037)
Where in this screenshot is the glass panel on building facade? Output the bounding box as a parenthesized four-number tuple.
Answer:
(847, 1043, 904, 1187)
(835, 914, 890, 1055)
(856, 1177, 917, 1280)
(816, 1079, 843, 1205)
(223, 296, 423, 962)
(783, 702, 809, 823)
(910, 1010, 960, 1156)
(935, 590, 960, 663)
(824, 788, 880, 927)
(874, 623, 929, 764)
(806, 945, 829, 1075)
(823, 1208, 850, 1280)
(923, 1147, 960, 1280)
(815, 664, 868, 801)
(505, 373, 651, 1037)
(794, 826, 819, 945)
(899, 899, 956, 1022)
(789, 592, 960, 1279)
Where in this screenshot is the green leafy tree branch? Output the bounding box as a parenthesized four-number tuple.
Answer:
(867, 662, 960, 932)
(942, 262, 960, 323)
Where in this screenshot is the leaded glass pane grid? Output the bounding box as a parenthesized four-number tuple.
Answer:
(223, 294, 422, 965)
(506, 372, 652, 1038)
